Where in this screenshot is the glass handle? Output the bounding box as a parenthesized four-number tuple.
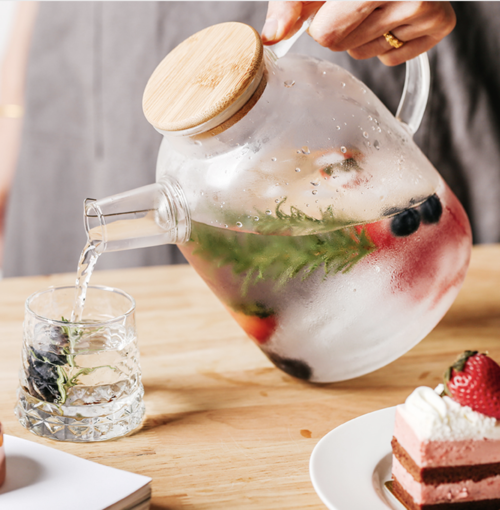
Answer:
(268, 17, 313, 59)
(396, 53, 431, 135)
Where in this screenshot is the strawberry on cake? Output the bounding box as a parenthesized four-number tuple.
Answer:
(391, 351, 500, 509)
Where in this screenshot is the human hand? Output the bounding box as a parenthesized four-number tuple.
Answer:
(261, 1, 456, 66)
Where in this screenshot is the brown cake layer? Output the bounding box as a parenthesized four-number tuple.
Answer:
(392, 437, 500, 484)
(391, 477, 500, 510)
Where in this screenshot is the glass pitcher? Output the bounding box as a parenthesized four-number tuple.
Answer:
(85, 22, 471, 383)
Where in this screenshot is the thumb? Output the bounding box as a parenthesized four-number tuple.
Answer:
(261, 1, 304, 44)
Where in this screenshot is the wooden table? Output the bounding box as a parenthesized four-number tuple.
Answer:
(0, 245, 499, 509)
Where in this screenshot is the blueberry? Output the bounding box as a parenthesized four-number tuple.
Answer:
(266, 352, 312, 380)
(419, 194, 442, 224)
(28, 379, 60, 402)
(34, 323, 68, 347)
(49, 326, 68, 343)
(25, 347, 67, 402)
(27, 360, 60, 402)
(390, 208, 421, 237)
(30, 359, 58, 381)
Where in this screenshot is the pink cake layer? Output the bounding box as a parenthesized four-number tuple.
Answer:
(394, 408, 500, 467)
(393, 456, 500, 505)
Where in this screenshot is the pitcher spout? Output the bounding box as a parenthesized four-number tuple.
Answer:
(85, 177, 191, 254)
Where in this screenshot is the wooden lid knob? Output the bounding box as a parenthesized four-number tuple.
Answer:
(143, 22, 264, 132)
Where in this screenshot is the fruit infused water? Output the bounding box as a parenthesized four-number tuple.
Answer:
(16, 286, 145, 442)
(153, 53, 473, 382)
(179, 174, 471, 383)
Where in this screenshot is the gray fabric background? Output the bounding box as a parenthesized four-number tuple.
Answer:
(4, 2, 500, 277)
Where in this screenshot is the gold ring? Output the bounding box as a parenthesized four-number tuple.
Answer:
(383, 32, 404, 49)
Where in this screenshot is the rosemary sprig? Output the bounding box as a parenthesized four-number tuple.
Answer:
(253, 199, 344, 236)
(29, 319, 115, 404)
(60, 316, 82, 369)
(190, 201, 377, 295)
(61, 317, 82, 352)
(54, 364, 115, 404)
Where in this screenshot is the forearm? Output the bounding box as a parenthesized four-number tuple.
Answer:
(0, 2, 38, 264)
(1, 2, 38, 105)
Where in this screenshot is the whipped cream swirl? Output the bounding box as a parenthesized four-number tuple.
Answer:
(400, 386, 500, 441)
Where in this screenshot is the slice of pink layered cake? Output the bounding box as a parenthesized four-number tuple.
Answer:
(392, 351, 500, 509)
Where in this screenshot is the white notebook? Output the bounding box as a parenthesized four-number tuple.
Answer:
(0, 435, 151, 510)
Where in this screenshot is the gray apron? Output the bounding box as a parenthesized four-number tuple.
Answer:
(4, 1, 499, 277)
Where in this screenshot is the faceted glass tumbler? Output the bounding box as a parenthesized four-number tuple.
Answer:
(15, 286, 145, 442)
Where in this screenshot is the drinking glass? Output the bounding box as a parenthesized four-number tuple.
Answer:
(15, 286, 145, 442)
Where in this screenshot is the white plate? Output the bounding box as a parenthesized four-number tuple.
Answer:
(310, 407, 406, 510)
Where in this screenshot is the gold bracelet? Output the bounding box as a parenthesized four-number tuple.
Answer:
(0, 104, 24, 119)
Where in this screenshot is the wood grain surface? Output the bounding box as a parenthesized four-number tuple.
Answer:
(143, 22, 263, 132)
(0, 245, 499, 509)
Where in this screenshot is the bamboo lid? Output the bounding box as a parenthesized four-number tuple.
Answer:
(143, 22, 264, 132)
